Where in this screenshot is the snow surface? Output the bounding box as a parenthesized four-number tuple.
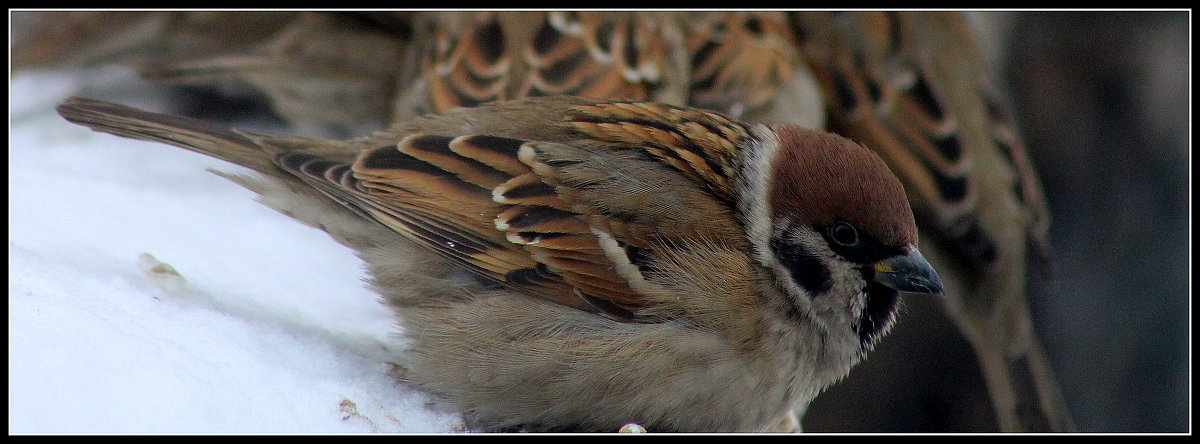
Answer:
(9, 70, 465, 433)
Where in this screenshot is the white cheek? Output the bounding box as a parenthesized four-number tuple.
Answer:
(735, 126, 868, 335)
(787, 228, 867, 320)
(735, 125, 781, 270)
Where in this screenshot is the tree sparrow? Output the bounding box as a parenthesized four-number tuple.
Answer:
(21, 10, 1071, 432)
(57, 95, 942, 432)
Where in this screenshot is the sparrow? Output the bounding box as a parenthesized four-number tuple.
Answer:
(11, 11, 300, 70)
(382, 10, 1074, 432)
(57, 95, 943, 432)
(20, 10, 1073, 432)
(12, 11, 410, 137)
(786, 11, 1071, 432)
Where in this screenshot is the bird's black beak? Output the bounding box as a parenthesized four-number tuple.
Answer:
(872, 245, 944, 294)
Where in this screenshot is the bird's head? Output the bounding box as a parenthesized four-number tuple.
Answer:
(737, 123, 943, 355)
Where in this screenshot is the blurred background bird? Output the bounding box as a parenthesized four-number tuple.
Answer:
(11, 9, 1188, 432)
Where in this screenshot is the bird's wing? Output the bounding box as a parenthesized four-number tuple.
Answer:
(787, 11, 1065, 432)
(410, 11, 682, 114)
(790, 11, 1050, 276)
(265, 99, 754, 322)
(684, 12, 800, 119)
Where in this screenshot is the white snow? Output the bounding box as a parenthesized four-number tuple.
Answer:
(9, 70, 465, 433)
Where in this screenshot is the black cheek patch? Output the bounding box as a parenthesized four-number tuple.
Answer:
(857, 280, 901, 350)
(770, 236, 831, 296)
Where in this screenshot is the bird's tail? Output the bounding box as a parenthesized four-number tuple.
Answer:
(56, 97, 284, 176)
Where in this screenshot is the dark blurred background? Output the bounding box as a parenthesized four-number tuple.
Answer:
(805, 11, 1190, 433)
(10, 10, 1189, 433)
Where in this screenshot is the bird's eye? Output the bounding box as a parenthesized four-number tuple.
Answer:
(830, 221, 860, 247)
